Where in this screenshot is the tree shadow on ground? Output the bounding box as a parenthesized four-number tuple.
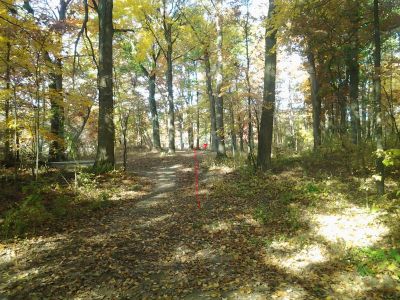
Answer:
(1, 152, 399, 299)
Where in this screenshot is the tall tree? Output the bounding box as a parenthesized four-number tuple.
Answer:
(140, 45, 162, 150)
(215, 0, 226, 158)
(373, 0, 384, 194)
(257, 0, 277, 170)
(346, 0, 361, 145)
(48, 0, 72, 161)
(95, 0, 115, 168)
(244, 0, 254, 157)
(204, 48, 218, 152)
(307, 49, 321, 150)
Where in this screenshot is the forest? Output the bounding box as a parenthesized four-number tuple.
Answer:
(0, 0, 399, 299)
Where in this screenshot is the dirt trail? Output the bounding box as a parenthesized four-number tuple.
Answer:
(1, 151, 397, 299)
(0, 151, 224, 299)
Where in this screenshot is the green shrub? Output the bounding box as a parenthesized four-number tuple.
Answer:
(349, 247, 400, 278)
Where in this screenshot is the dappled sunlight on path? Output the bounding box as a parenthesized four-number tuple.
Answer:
(312, 205, 389, 248)
(0, 151, 399, 299)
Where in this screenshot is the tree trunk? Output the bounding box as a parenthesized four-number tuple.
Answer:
(165, 27, 175, 153)
(95, 0, 115, 168)
(196, 70, 200, 149)
(373, 0, 384, 195)
(229, 97, 237, 155)
(348, 51, 361, 144)
(204, 49, 217, 152)
(257, 0, 277, 170)
(178, 113, 184, 150)
(148, 72, 161, 150)
(48, 0, 68, 161)
(215, 0, 226, 158)
(4, 41, 12, 165)
(307, 50, 321, 150)
(238, 115, 244, 152)
(244, 1, 254, 156)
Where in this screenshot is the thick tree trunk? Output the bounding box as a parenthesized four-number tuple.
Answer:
(95, 0, 115, 168)
(257, 0, 277, 170)
(204, 49, 217, 152)
(307, 50, 322, 150)
(215, 0, 226, 158)
(48, 63, 65, 161)
(373, 0, 384, 194)
(48, 0, 68, 161)
(348, 50, 361, 144)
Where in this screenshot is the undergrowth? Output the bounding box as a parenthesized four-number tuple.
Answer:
(0, 167, 131, 238)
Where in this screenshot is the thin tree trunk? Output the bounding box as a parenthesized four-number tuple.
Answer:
(238, 114, 244, 152)
(215, 0, 226, 158)
(244, 1, 254, 156)
(195, 69, 200, 149)
(257, 0, 277, 170)
(229, 100, 237, 155)
(374, 0, 384, 194)
(4, 41, 12, 165)
(95, 0, 115, 168)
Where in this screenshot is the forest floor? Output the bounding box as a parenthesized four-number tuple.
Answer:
(0, 151, 399, 299)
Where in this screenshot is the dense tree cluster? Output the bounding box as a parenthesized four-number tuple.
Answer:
(0, 0, 399, 192)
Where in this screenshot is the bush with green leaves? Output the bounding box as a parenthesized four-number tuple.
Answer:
(349, 247, 400, 278)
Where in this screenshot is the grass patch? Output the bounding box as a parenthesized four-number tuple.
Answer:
(348, 247, 400, 278)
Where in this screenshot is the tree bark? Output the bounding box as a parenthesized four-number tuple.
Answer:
(229, 95, 237, 155)
(257, 0, 277, 170)
(48, 0, 69, 161)
(95, 0, 115, 168)
(165, 27, 175, 153)
(195, 70, 200, 149)
(244, 1, 254, 156)
(204, 49, 217, 152)
(4, 41, 12, 165)
(347, 49, 361, 144)
(148, 71, 161, 150)
(215, 0, 226, 158)
(373, 0, 384, 195)
(307, 50, 321, 150)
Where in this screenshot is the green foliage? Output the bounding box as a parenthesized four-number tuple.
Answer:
(87, 163, 114, 175)
(77, 170, 96, 187)
(0, 175, 115, 237)
(304, 182, 320, 194)
(87, 192, 112, 211)
(383, 149, 400, 167)
(349, 247, 400, 278)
